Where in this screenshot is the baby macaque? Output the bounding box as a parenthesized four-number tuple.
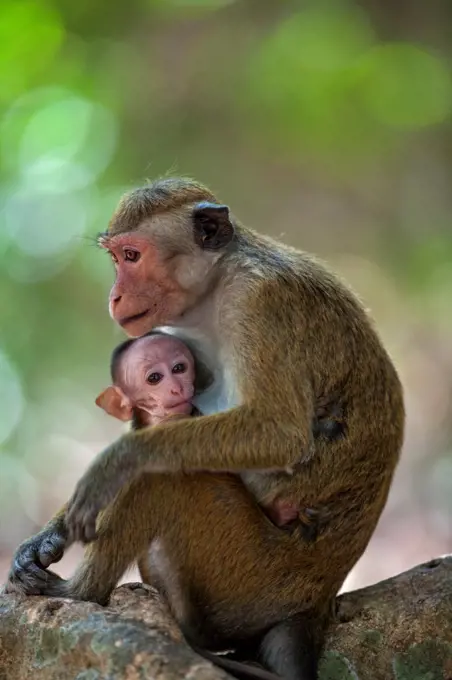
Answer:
(96, 333, 198, 428)
(97, 332, 328, 543)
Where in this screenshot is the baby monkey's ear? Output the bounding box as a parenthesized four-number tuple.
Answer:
(95, 386, 133, 422)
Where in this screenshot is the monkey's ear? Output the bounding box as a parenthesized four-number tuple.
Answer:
(95, 386, 133, 422)
(193, 202, 234, 250)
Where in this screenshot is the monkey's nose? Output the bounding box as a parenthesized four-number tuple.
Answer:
(108, 293, 123, 319)
(109, 294, 122, 312)
(171, 382, 183, 395)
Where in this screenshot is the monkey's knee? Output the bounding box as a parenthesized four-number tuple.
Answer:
(96, 475, 155, 537)
(258, 614, 319, 680)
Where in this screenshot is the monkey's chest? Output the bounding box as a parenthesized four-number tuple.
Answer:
(193, 375, 238, 415)
(159, 325, 241, 415)
(193, 353, 241, 415)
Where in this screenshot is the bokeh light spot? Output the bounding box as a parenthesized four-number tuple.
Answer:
(248, 4, 375, 90)
(4, 188, 88, 258)
(358, 44, 452, 128)
(1, 88, 119, 191)
(242, 3, 381, 161)
(0, 2, 64, 101)
(0, 350, 24, 445)
(271, 5, 375, 72)
(20, 97, 93, 168)
(156, 0, 235, 8)
(5, 251, 74, 284)
(0, 454, 22, 513)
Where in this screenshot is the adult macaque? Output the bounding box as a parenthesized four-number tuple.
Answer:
(6, 177, 405, 680)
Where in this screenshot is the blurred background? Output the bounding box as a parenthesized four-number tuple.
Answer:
(0, 0, 451, 592)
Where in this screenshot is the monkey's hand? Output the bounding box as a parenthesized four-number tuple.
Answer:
(65, 443, 138, 544)
(4, 522, 68, 596)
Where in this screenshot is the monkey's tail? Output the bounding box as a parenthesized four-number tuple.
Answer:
(192, 646, 282, 680)
(258, 611, 328, 680)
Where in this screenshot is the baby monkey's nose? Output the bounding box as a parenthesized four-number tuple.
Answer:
(170, 379, 184, 395)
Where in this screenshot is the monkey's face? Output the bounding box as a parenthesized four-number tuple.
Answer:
(96, 335, 196, 424)
(99, 198, 235, 337)
(121, 335, 196, 419)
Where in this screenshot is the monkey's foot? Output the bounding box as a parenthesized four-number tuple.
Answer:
(6, 526, 68, 596)
(4, 568, 64, 598)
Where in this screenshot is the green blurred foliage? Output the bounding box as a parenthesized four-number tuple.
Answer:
(0, 0, 451, 574)
(0, 2, 64, 101)
(244, 4, 452, 165)
(359, 44, 452, 128)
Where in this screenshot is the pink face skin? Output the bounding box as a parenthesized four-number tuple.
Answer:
(99, 232, 189, 337)
(96, 335, 196, 426)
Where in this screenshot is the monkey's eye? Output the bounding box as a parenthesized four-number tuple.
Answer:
(172, 363, 186, 374)
(109, 251, 119, 264)
(146, 372, 163, 385)
(123, 248, 140, 262)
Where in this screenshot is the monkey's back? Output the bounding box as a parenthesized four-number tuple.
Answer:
(235, 242, 405, 598)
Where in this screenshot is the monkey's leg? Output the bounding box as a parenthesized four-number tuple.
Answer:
(258, 612, 326, 680)
(39, 476, 286, 680)
(137, 550, 153, 584)
(41, 474, 162, 605)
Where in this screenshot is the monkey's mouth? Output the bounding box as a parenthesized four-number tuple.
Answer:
(167, 400, 192, 413)
(119, 309, 150, 328)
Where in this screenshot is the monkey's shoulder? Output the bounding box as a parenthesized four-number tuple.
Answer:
(236, 247, 368, 322)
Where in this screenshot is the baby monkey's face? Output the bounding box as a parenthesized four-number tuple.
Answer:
(96, 335, 195, 425)
(120, 335, 195, 419)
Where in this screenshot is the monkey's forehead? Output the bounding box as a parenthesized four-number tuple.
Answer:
(106, 178, 219, 236)
(133, 334, 194, 357)
(118, 336, 195, 386)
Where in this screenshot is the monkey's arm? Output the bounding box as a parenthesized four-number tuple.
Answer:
(66, 402, 312, 544)
(4, 505, 69, 595)
(66, 280, 315, 543)
(133, 406, 306, 469)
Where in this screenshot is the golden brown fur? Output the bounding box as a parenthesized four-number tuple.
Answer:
(6, 177, 405, 680)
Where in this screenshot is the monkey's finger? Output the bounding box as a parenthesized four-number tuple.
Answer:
(66, 518, 84, 544)
(38, 536, 67, 568)
(36, 569, 65, 592)
(66, 499, 100, 544)
(13, 560, 53, 590)
(18, 569, 63, 597)
(3, 578, 38, 597)
(3, 571, 41, 596)
(12, 546, 47, 580)
(67, 517, 98, 545)
(82, 517, 98, 544)
(76, 515, 98, 544)
(6, 577, 41, 596)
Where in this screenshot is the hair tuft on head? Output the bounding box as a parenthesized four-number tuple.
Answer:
(108, 177, 219, 235)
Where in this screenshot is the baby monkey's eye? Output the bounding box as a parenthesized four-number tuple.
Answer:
(146, 372, 163, 385)
(172, 363, 186, 374)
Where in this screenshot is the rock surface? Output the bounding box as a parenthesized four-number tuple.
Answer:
(1, 557, 451, 680)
